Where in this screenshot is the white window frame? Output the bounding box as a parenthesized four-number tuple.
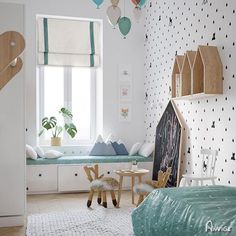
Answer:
(38, 66, 96, 146)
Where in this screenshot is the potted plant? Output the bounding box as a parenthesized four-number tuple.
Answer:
(39, 107, 77, 146)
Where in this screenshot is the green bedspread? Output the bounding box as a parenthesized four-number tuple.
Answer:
(27, 155, 153, 165)
(132, 186, 236, 236)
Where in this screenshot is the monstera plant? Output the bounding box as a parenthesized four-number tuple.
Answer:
(39, 107, 77, 146)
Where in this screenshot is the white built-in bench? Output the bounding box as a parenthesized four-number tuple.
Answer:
(26, 155, 153, 194)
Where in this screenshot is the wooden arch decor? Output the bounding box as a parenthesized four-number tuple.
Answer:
(153, 100, 183, 187)
(0, 31, 25, 90)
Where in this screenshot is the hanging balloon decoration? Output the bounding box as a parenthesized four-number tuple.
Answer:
(111, 0, 120, 7)
(133, 6, 142, 22)
(92, 0, 104, 9)
(118, 0, 132, 38)
(138, 0, 146, 7)
(131, 0, 146, 8)
(107, 5, 121, 29)
(131, 0, 141, 6)
(90, 0, 146, 38)
(118, 17, 131, 39)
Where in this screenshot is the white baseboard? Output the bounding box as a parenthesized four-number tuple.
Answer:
(0, 215, 24, 227)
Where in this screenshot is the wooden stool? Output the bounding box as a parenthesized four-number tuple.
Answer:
(84, 164, 119, 208)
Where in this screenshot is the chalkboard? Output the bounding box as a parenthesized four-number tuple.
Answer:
(153, 100, 182, 187)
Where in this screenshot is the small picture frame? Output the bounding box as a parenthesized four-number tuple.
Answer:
(119, 64, 132, 82)
(119, 103, 131, 122)
(119, 83, 132, 101)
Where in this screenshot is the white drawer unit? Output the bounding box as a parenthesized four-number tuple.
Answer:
(27, 165, 57, 193)
(26, 161, 153, 194)
(58, 165, 90, 192)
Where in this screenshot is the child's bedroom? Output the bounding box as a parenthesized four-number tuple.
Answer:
(0, 0, 235, 235)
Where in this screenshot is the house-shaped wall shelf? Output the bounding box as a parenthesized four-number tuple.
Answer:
(171, 55, 184, 98)
(181, 51, 196, 96)
(172, 45, 223, 100)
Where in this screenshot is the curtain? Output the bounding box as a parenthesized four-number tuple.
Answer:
(37, 17, 101, 67)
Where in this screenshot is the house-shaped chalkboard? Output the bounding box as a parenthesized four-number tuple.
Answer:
(153, 100, 183, 187)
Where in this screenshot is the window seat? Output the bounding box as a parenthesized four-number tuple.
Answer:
(26, 155, 153, 165)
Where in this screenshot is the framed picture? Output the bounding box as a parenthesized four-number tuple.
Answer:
(119, 83, 132, 101)
(119, 64, 132, 82)
(119, 103, 131, 122)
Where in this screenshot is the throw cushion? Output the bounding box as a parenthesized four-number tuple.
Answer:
(138, 142, 154, 157)
(129, 142, 141, 156)
(95, 134, 104, 143)
(90, 135, 116, 156)
(35, 146, 44, 158)
(105, 133, 115, 143)
(112, 140, 128, 155)
(90, 142, 117, 156)
(44, 150, 63, 159)
(26, 144, 37, 160)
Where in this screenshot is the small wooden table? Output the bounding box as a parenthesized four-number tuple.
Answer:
(115, 169, 149, 207)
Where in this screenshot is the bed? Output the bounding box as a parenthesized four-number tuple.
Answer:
(132, 186, 236, 236)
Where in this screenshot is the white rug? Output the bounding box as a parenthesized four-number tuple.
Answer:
(27, 207, 134, 236)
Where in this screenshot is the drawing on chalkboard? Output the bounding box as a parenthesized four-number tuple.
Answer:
(152, 100, 183, 187)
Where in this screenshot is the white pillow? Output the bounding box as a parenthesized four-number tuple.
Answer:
(138, 143, 154, 158)
(35, 146, 44, 158)
(129, 142, 141, 156)
(44, 150, 63, 159)
(26, 144, 37, 160)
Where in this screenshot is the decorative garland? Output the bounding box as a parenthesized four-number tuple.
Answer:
(91, 0, 146, 38)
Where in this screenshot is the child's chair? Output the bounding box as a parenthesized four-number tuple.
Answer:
(84, 164, 119, 208)
(134, 167, 172, 206)
(180, 149, 218, 186)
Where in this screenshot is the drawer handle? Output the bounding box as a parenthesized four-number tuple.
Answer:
(75, 173, 78, 177)
(39, 173, 42, 177)
(26, 187, 29, 191)
(107, 171, 110, 174)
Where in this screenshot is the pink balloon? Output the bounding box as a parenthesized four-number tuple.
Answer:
(131, 0, 141, 6)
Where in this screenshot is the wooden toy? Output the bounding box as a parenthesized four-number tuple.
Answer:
(0, 31, 25, 90)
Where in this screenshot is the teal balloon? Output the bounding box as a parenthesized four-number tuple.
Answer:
(139, 0, 146, 7)
(92, 0, 104, 8)
(118, 17, 131, 38)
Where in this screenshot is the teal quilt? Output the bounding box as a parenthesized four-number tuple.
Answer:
(132, 186, 236, 236)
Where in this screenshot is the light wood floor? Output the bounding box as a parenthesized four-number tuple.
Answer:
(0, 191, 134, 236)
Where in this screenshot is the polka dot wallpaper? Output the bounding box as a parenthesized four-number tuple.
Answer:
(143, 0, 236, 186)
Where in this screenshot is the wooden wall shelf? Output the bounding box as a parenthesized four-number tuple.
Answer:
(171, 55, 184, 98)
(171, 45, 223, 100)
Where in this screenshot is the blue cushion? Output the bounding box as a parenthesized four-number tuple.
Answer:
(89, 142, 116, 156)
(112, 142, 128, 155)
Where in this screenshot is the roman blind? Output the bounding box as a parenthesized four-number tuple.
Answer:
(37, 17, 101, 67)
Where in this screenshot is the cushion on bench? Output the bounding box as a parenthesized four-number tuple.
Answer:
(26, 155, 153, 165)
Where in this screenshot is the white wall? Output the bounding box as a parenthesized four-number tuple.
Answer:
(0, 0, 145, 150)
(144, 0, 236, 186)
(0, 2, 25, 223)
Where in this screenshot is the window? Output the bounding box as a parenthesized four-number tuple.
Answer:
(38, 66, 96, 145)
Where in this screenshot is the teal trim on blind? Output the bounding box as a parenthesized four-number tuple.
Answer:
(43, 18, 49, 65)
(90, 21, 95, 67)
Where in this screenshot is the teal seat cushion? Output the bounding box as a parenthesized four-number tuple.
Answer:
(26, 155, 153, 165)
